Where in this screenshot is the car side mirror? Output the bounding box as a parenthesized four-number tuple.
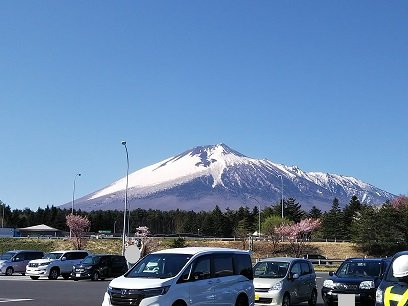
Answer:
(292, 273, 299, 280)
(329, 271, 334, 276)
(61, 257, 66, 261)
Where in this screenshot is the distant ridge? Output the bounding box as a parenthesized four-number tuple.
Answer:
(61, 144, 395, 212)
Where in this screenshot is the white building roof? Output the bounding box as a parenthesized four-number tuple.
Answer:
(18, 224, 61, 232)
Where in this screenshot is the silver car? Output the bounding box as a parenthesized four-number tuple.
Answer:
(0, 250, 44, 276)
(253, 257, 317, 306)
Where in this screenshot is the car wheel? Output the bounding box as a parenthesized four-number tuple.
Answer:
(62, 273, 70, 280)
(282, 293, 291, 306)
(21, 273, 25, 276)
(48, 268, 59, 280)
(30, 276, 40, 280)
(91, 271, 99, 281)
(5, 267, 13, 276)
(235, 294, 249, 306)
(308, 289, 317, 306)
(73, 278, 78, 281)
(172, 301, 187, 306)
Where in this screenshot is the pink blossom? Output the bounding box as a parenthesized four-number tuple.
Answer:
(392, 196, 408, 209)
(66, 214, 91, 249)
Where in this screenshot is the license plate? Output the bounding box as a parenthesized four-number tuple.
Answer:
(76, 274, 80, 277)
(255, 293, 260, 301)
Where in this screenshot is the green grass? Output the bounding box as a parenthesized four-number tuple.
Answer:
(0, 238, 122, 255)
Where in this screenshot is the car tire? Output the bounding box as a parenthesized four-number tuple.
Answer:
(48, 268, 60, 280)
(324, 301, 334, 306)
(235, 294, 249, 306)
(282, 293, 291, 306)
(91, 271, 99, 281)
(62, 273, 70, 280)
(73, 278, 78, 281)
(308, 289, 317, 306)
(30, 276, 40, 280)
(5, 267, 13, 276)
(172, 301, 187, 306)
(21, 273, 25, 276)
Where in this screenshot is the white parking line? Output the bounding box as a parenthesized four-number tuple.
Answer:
(0, 299, 34, 303)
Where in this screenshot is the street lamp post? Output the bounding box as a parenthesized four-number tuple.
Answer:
(121, 141, 129, 256)
(72, 173, 81, 214)
(248, 196, 261, 238)
(277, 175, 284, 218)
(70, 173, 81, 239)
(1, 203, 4, 228)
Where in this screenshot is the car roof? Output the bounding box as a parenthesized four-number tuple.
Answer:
(258, 257, 305, 263)
(49, 250, 89, 253)
(7, 250, 43, 253)
(153, 247, 250, 255)
(346, 257, 389, 262)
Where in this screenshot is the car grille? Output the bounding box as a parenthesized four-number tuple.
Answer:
(29, 263, 39, 268)
(255, 288, 270, 292)
(109, 288, 145, 306)
(335, 283, 359, 291)
(75, 268, 85, 272)
(257, 297, 273, 303)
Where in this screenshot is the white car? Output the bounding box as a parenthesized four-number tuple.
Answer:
(102, 247, 255, 306)
(26, 250, 90, 280)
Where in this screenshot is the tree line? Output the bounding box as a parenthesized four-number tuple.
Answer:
(1, 196, 407, 256)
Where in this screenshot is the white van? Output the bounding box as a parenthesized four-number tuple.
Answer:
(102, 247, 254, 306)
(26, 250, 89, 280)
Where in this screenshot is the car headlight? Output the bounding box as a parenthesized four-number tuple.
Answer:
(39, 262, 49, 266)
(323, 279, 335, 289)
(269, 281, 283, 291)
(376, 288, 383, 303)
(140, 286, 170, 297)
(359, 280, 375, 289)
(85, 266, 92, 270)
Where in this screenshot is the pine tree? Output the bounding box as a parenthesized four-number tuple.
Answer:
(308, 206, 322, 219)
(321, 198, 344, 240)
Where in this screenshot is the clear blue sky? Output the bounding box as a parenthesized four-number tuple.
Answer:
(1, 1, 407, 210)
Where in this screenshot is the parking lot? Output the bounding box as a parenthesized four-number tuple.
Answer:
(0, 272, 329, 305)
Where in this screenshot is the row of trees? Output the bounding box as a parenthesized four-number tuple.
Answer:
(2, 196, 408, 256)
(0, 198, 314, 237)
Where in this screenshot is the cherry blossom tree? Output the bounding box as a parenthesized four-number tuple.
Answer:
(275, 218, 321, 257)
(392, 195, 408, 209)
(66, 214, 91, 250)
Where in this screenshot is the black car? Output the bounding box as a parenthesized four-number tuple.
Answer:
(303, 254, 332, 265)
(71, 254, 128, 281)
(375, 251, 408, 306)
(322, 258, 390, 305)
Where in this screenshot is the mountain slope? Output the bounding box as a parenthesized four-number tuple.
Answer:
(64, 144, 394, 211)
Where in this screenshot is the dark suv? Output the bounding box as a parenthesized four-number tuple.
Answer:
(322, 258, 390, 305)
(303, 254, 331, 265)
(375, 251, 408, 306)
(71, 254, 128, 281)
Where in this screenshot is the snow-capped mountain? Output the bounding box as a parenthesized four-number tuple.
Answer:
(63, 144, 395, 212)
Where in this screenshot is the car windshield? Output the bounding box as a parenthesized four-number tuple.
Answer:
(336, 261, 382, 278)
(253, 261, 290, 278)
(81, 255, 100, 265)
(126, 253, 191, 279)
(0, 252, 16, 260)
(43, 253, 63, 260)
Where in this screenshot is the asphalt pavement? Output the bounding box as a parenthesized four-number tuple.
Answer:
(0, 272, 329, 305)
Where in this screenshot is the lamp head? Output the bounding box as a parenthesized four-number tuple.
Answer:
(78, 173, 81, 177)
(121, 141, 127, 145)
